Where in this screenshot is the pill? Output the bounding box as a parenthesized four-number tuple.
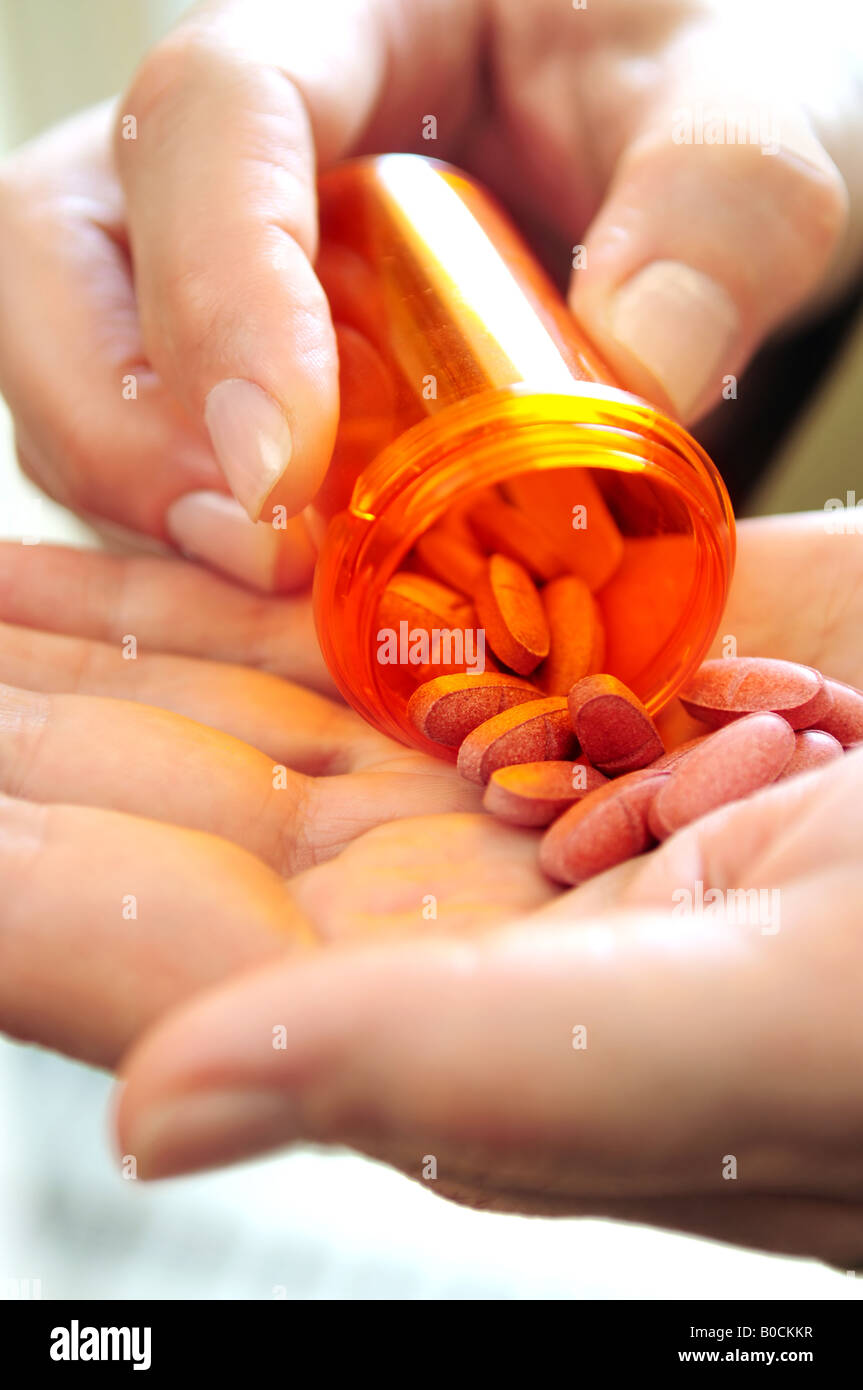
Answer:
(473, 553, 551, 675)
(483, 758, 608, 827)
(415, 523, 486, 596)
(809, 679, 863, 746)
(377, 572, 479, 691)
(468, 494, 569, 582)
(649, 712, 795, 837)
(407, 672, 541, 747)
(503, 469, 623, 591)
(457, 696, 576, 784)
(535, 575, 605, 696)
(539, 769, 668, 886)
(567, 673, 664, 774)
(378, 571, 473, 630)
(679, 657, 830, 730)
(777, 729, 844, 779)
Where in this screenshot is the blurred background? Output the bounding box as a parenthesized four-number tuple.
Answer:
(0, 0, 861, 1301)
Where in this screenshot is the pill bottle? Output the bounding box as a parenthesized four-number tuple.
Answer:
(310, 154, 734, 758)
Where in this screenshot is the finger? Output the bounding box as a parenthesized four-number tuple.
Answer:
(0, 682, 477, 870)
(0, 619, 387, 773)
(0, 793, 308, 1068)
(115, 0, 482, 518)
(0, 543, 331, 692)
(570, 35, 848, 421)
(111, 912, 764, 1185)
(0, 681, 316, 872)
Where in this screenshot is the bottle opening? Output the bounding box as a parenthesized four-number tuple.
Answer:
(313, 387, 735, 756)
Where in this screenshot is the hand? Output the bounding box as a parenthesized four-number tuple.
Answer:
(0, 0, 859, 587)
(0, 539, 552, 1066)
(110, 512, 863, 1267)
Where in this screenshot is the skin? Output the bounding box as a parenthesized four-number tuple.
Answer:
(0, 0, 860, 584)
(1, 512, 863, 1267)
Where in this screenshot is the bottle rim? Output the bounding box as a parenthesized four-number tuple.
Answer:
(313, 383, 735, 753)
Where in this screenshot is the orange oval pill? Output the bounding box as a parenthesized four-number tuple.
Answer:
(474, 554, 550, 676)
(457, 696, 576, 784)
(377, 573, 481, 690)
(679, 657, 830, 730)
(483, 758, 608, 827)
(567, 673, 664, 774)
(535, 575, 605, 696)
(414, 523, 486, 596)
(777, 729, 844, 779)
(468, 494, 569, 582)
(539, 769, 667, 886)
(812, 679, 863, 746)
(407, 672, 541, 747)
(650, 711, 795, 836)
(378, 572, 472, 631)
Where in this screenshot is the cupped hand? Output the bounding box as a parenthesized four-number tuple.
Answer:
(0, 538, 554, 1067)
(0, 0, 859, 587)
(108, 512, 863, 1266)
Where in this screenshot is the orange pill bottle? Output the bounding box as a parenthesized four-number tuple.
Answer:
(310, 154, 734, 757)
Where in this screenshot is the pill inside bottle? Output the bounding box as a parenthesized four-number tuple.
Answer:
(309, 154, 734, 758)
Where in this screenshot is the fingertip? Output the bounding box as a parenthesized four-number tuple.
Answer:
(118, 1086, 300, 1182)
(571, 122, 848, 422)
(164, 489, 315, 592)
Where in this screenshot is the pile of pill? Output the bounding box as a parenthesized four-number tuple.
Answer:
(396, 531, 863, 883)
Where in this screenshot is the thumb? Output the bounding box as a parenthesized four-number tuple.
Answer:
(115, 902, 758, 1187)
(571, 83, 848, 422)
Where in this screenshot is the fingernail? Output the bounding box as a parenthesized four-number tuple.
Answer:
(128, 1088, 300, 1180)
(204, 379, 292, 520)
(165, 491, 314, 592)
(165, 490, 278, 590)
(609, 261, 739, 419)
